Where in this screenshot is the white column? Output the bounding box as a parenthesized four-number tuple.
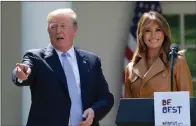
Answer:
(21, 2, 72, 125)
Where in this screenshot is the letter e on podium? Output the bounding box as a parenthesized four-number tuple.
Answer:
(154, 91, 190, 126)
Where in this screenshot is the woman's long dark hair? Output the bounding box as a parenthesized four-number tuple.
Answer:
(132, 11, 172, 65)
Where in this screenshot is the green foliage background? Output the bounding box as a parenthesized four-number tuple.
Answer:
(165, 14, 196, 96)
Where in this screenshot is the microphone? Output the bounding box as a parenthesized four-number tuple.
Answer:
(169, 43, 179, 91)
(170, 43, 179, 57)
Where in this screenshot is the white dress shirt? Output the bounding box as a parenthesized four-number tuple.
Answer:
(55, 46, 81, 95)
(55, 46, 82, 125)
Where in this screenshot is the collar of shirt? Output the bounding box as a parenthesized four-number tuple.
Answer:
(55, 46, 75, 59)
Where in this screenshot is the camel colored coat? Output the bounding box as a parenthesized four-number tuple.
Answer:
(124, 51, 193, 98)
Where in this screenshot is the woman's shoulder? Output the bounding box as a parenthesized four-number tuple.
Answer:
(177, 50, 186, 60)
(175, 49, 188, 66)
(126, 61, 134, 71)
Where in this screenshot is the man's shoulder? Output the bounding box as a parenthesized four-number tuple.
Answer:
(27, 48, 45, 54)
(75, 47, 98, 58)
(27, 48, 43, 53)
(25, 47, 47, 57)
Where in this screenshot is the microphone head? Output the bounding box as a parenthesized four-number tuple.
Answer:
(170, 43, 179, 52)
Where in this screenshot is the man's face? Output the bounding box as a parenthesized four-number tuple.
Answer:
(48, 14, 77, 52)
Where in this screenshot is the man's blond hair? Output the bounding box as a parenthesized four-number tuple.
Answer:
(47, 8, 77, 28)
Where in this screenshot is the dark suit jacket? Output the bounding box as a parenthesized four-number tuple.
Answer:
(12, 45, 114, 126)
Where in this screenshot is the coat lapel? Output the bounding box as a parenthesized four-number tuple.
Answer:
(74, 47, 89, 109)
(44, 45, 68, 90)
(132, 51, 168, 86)
(142, 57, 166, 85)
(132, 57, 148, 79)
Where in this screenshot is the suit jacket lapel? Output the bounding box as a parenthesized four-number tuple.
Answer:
(75, 47, 89, 109)
(44, 45, 68, 90)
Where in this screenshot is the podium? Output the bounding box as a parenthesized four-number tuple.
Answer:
(116, 98, 196, 126)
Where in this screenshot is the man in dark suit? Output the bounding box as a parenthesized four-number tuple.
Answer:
(12, 8, 114, 126)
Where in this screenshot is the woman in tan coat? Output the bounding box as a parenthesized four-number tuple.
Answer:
(124, 11, 193, 98)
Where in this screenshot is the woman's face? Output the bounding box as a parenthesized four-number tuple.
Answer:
(143, 21, 165, 50)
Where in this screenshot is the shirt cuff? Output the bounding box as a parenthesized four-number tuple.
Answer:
(17, 78, 23, 83)
(13, 68, 23, 83)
